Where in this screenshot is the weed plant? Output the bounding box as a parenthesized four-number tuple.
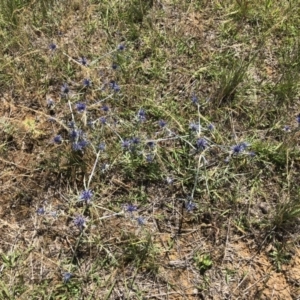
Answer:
(0, 0, 300, 299)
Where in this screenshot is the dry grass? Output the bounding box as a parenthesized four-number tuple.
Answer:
(0, 0, 300, 299)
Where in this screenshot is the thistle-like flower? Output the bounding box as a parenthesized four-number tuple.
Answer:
(131, 137, 140, 145)
(125, 204, 137, 213)
(98, 142, 106, 151)
(136, 217, 145, 226)
(158, 120, 167, 128)
(79, 57, 88, 66)
(47, 98, 55, 108)
(49, 43, 57, 51)
(207, 123, 214, 131)
(191, 94, 199, 104)
(73, 140, 89, 151)
(196, 138, 208, 151)
(189, 122, 200, 132)
(121, 139, 131, 150)
(232, 142, 249, 155)
(186, 201, 196, 212)
(101, 104, 109, 112)
(79, 190, 93, 204)
(99, 117, 107, 125)
(36, 207, 45, 215)
(61, 83, 69, 95)
(63, 272, 72, 283)
(137, 109, 146, 122)
(53, 135, 62, 144)
(110, 81, 120, 92)
(146, 141, 155, 148)
(146, 154, 154, 162)
(74, 215, 86, 230)
(69, 129, 81, 141)
(76, 102, 86, 113)
(83, 78, 91, 87)
(117, 44, 125, 51)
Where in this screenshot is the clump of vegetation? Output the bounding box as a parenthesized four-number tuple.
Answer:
(0, 0, 300, 299)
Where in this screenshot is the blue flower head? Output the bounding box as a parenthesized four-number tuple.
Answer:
(232, 142, 249, 155)
(69, 129, 81, 141)
(146, 141, 155, 148)
(232, 144, 243, 154)
(63, 272, 72, 283)
(121, 139, 131, 150)
(73, 140, 89, 151)
(53, 135, 62, 144)
(189, 122, 200, 132)
(74, 215, 86, 230)
(146, 154, 154, 162)
(196, 138, 208, 151)
(131, 137, 140, 145)
(68, 121, 76, 129)
(99, 117, 106, 125)
(36, 207, 45, 215)
(191, 94, 199, 104)
(76, 102, 86, 113)
(125, 204, 137, 213)
(83, 78, 91, 87)
(79, 189, 93, 204)
(158, 120, 167, 128)
(98, 142, 106, 151)
(117, 44, 125, 51)
(49, 43, 57, 51)
(208, 123, 214, 131)
(137, 217, 145, 226)
(61, 83, 69, 94)
(47, 98, 55, 108)
(101, 105, 109, 112)
(110, 81, 120, 92)
(78, 139, 89, 149)
(79, 57, 88, 66)
(137, 109, 146, 122)
(186, 201, 196, 212)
